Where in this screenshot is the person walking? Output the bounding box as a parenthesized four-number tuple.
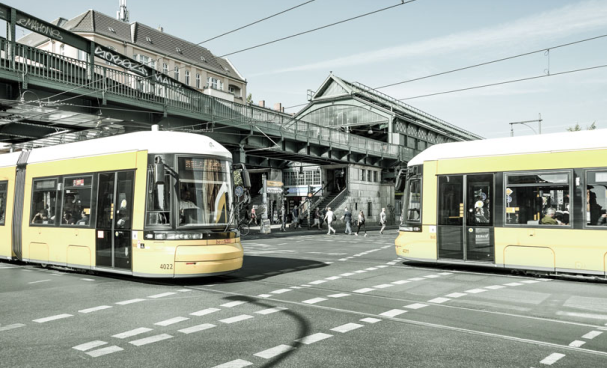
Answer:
(341, 207, 352, 235)
(324, 207, 336, 235)
(379, 208, 387, 235)
(250, 206, 257, 225)
(279, 204, 286, 232)
(355, 210, 367, 237)
(313, 208, 322, 229)
(292, 206, 299, 230)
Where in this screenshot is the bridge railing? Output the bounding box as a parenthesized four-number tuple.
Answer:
(0, 38, 417, 162)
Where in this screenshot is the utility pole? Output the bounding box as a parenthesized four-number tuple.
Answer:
(509, 113, 542, 137)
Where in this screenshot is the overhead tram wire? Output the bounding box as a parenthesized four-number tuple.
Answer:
(219, 0, 418, 58)
(398, 63, 607, 101)
(374, 33, 607, 90)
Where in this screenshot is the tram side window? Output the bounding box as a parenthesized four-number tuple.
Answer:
(0, 181, 7, 225)
(61, 176, 93, 226)
(146, 174, 171, 226)
(31, 179, 58, 226)
(403, 178, 421, 223)
(505, 172, 570, 226)
(586, 171, 607, 227)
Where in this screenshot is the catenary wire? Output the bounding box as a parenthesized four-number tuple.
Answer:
(219, 0, 417, 58)
(398, 64, 607, 101)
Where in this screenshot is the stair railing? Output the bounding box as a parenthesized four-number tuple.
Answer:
(325, 186, 348, 211)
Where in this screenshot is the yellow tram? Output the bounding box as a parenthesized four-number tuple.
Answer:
(0, 130, 244, 278)
(395, 129, 607, 277)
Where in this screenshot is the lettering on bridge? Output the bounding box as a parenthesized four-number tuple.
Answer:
(16, 16, 63, 41)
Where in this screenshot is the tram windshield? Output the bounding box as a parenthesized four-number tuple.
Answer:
(177, 157, 231, 227)
(401, 177, 421, 225)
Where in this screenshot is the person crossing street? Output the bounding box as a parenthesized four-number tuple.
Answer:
(324, 206, 336, 235)
(341, 207, 352, 235)
(379, 208, 387, 235)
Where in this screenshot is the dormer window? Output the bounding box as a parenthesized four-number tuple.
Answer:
(176, 47, 182, 53)
(200, 56, 206, 62)
(146, 36, 152, 43)
(224, 67, 230, 73)
(108, 27, 116, 33)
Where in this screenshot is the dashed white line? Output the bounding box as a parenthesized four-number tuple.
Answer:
(116, 298, 146, 305)
(354, 270, 367, 274)
(254, 344, 295, 359)
(582, 331, 603, 339)
(408, 277, 424, 281)
(465, 289, 487, 294)
(86, 345, 123, 357)
(309, 280, 327, 285)
(539, 353, 565, 365)
(148, 292, 176, 299)
(331, 323, 363, 333)
(392, 280, 411, 285)
(302, 298, 327, 304)
(28, 279, 51, 284)
(33, 314, 73, 323)
(424, 275, 440, 278)
(380, 309, 407, 317)
(221, 301, 248, 307)
(80, 278, 95, 282)
(257, 294, 271, 298)
(353, 288, 374, 293)
(79, 306, 112, 314)
(179, 323, 216, 334)
(256, 307, 288, 315)
(569, 340, 586, 347)
(290, 286, 302, 289)
(72, 340, 107, 351)
(190, 308, 221, 317)
(328, 293, 350, 298)
(113, 327, 153, 339)
(325, 276, 341, 280)
(129, 334, 173, 346)
(364, 267, 378, 271)
(177, 289, 192, 292)
(485, 285, 506, 290)
(446, 292, 467, 298)
(428, 297, 450, 304)
(297, 333, 333, 345)
(504, 283, 523, 287)
(211, 359, 253, 368)
(360, 318, 382, 324)
(220, 315, 254, 324)
(373, 284, 394, 289)
(404, 303, 428, 310)
(438, 272, 453, 275)
(521, 280, 540, 284)
(155, 317, 189, 326)
(0, 323, 25, 331)
(340, 273, 355, 276)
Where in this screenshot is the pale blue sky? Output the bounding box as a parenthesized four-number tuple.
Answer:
(5, 0, 607, 138)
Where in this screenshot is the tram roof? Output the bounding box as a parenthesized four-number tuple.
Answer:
(408, 128, 607, 166)
(0, 131, 231, 167)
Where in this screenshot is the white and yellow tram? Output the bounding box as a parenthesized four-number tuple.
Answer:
(0, 130, 244, 278)
(395, 129, 607, 277)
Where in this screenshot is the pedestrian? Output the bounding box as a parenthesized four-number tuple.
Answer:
(355, 210, 367, 237)
(341, 207, 352, 235)
(313, 207, 321, 229)
(280, 204, 286, 232)
(292, 206, 299, 230)
(379, 208, 387, 235)
(324, 206, 336, 235)
(251, 206, 257, 225)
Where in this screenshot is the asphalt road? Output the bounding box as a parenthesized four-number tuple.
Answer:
(1, 231, 606, 368)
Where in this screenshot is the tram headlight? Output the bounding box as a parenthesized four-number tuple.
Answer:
(184, 234, 192, 240)
(399, 226, 421, 232)
(155, 233, 167, 240)
(192, 233, 202, 240)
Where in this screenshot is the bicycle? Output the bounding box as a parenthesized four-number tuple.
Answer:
(237, 218, 250, 236)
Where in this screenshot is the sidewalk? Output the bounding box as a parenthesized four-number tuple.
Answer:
(243, 222, 399, 240)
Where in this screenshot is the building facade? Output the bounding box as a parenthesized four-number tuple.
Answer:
(18, 2, 246, 103)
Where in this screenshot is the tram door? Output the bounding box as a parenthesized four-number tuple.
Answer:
(96, 171, 135, 270)
(437, 174, 494, 262)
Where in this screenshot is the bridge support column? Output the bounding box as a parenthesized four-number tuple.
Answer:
(7, 8, 16, 70)
(231, 146, 246, 165)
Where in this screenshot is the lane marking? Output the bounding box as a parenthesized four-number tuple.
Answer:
(364, 268, 378, 271)
(428, 297, 451, 304)
(361, 318, 382, 324)
(331, 323, 363, 333)
(177, 289, 192, 292)
(569, 340, 586, 347)
(392, 280, 411, 285)
(211, 359, 253, 368)
(290, 286, 302, 289)
(257, 294, 271, 298)
(424, 275, 440, 278)
(220, 315, 254, 324)
(539, 353, 565, 365)
(303, 298, 327, 304)
(373, 284, 394, 289)
(296, 333, 333, 345)
(270, 289, 291, 295)
(155, 317, 189, 326)
(129, 334, 173, 346)
(354, 270, 367, 274)
(380, 309, 407, 317)
(353, 288, 375, 293)
(116, 299, 146, 305)
(326, 276, 341, 280)
(465, 289, 487, 294)
(438, 272, 453, 275)
(408, 277, 424, 281)
(0, 323, 26, 331)
(256, 307, 288, 315)
(328, 293, 350, 298)
(79, 306, 112, 314)
(446, 292, 467, 298)
(72, 341, 107, 351)
(340, 273, 355, 276)
(504, 283, 523, 287)
(28, 279, 51, 284)
(190, 308, 220, 317)
(113, 327, 153, 339)
(148, 292, 176, 299)
(86, 346, 123, 357)
(179, 323, 216, 334)
(521, 280, 540, 284)
(556, 312, 607, 321)
(309, 280, 327, 285)
(254, 344, 295, 359)
(80, 278, 95, 282)
(33, 314, 72, 323)
(221, 301, 248, 307)
(582, 331, 603, 339)
(485, 285, 506, 290)
(404, 303, 428, 310)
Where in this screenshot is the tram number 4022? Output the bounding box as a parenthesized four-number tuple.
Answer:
(160, 264, 174, 270)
